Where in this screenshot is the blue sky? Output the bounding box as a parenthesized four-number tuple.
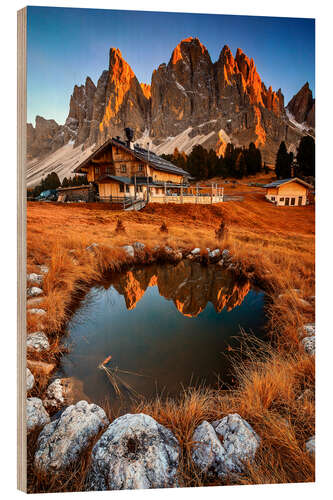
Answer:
(27, 7, 315, 125)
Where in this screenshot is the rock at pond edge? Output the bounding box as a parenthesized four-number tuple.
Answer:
(86, 413, 180, 491)
(34, 400, 109, 474)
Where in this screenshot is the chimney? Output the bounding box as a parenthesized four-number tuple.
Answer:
(124, 127, 134, 149)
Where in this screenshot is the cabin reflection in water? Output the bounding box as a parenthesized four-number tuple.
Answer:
(107, 260, 251, 317)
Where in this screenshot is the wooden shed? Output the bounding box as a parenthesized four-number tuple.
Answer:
(263, 178, 313, 206)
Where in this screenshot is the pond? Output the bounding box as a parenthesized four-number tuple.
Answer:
(57, 260, 267, 409)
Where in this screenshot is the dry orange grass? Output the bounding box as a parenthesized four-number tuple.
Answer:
(26, 194, 315, 490)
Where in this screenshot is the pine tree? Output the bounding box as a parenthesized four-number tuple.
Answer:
(275, 142, 293, 179)
(234, 152, 247, 178)
(296, 136, 315, 177)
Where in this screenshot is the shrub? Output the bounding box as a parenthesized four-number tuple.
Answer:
(215, 219, 227, 241)
(115, 218, 126, 234)
(160, 221, 168, 233)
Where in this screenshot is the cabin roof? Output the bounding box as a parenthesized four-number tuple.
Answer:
(263, 177, 313, 189)
(97, 174, 132, 184)
(57, 185, 91, 191)
(73, 138, 189, 177)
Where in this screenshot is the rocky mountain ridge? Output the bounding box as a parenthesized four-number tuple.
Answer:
(27, 37, 315, 165)
(286, 82, 315, 129)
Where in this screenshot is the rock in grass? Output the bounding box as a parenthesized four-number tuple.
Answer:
(191, 248, 200, 256)
(27, 397, 50, 434)
(43, 377, 89, 412)
(34, 400, 109, 474)
(43, 379, 65, 411)
(27, 368, 34, 391)
(28, 308, 46, 316)
(86, 242, 99, 253)
(305, 436, 315, 456)
(133, 241, 145, 251)
(302, 336, 315, 355)
(192, 420, 225, 476)
(122, 245, 135, 258)
(222, 249, 231, 261)
(27, 331, 50, 352)
(164, 246, 182, 262)
(208, 249, 221, 261)
(192, 414, 260, 478)
(86, 413, 180, 491)
(27, 286, 43, 298)
(298, 323, 315, 338)
(27, 273, 43, 285)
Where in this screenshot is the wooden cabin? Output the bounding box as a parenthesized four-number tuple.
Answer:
(263, 178, 313, 206)
(73, 137, 189, 201)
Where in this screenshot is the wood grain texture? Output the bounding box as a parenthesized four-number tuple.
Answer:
(17, 6, 27, 493)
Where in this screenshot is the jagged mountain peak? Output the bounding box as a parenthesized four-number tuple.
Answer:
(287, 82, 315, 129)
(170, 36, 210, 66)
(27, 39, 314, 167)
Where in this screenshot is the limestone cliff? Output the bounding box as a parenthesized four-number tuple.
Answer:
(27, 38, 314, 165)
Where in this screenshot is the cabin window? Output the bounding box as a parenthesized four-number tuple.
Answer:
(271, 196, 275, 201)
(119, 184, 124, 193)
(126, 185, 130, 193)
(280, 197, 284, 202)
(95, 167, 100, 175)
(106, 167, 112, 174)
(138, 164, 144, 172)
(121, 164, 127, 173)
(291, 198, 295, 206)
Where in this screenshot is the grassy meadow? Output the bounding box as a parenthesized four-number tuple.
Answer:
(26, 190, 315, 491)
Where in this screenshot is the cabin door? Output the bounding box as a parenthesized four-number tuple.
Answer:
(298, 196, 302, 206)
(285, 197, 290, 206)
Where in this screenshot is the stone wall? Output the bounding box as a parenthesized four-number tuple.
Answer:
(57, 186, 95, 202)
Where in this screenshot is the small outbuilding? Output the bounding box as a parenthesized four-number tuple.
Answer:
(263, 178, 313, 206)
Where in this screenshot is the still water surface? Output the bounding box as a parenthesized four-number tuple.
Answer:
(58, 261, 266, 407)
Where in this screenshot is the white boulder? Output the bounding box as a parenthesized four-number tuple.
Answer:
(27, 331, 50, 352)
(298, 323, 315, 338)
(27, 368, 35, 391)
(222, 249, 231, 260)
(28, 308, 46, 316)
(27, 286, 43, 298)
(302, 336, 315, 355)
(191, 248, 201, 256)
(43, 379, 65, 411)
(305, 436, 315, 456)
(192, 414, 260, 478)
(86, 413, 180, 490)
(122, 245, 135, 258)
(34, 400, 109, 473)
(133, 241, 145, 251)
(27, 397, 50, 434)
(208, 249, 221, 261)
(27, 273, 43, 285)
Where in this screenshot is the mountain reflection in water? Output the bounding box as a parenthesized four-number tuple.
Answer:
(109, 260, 251, 316)
(58, 261, 266, 409)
